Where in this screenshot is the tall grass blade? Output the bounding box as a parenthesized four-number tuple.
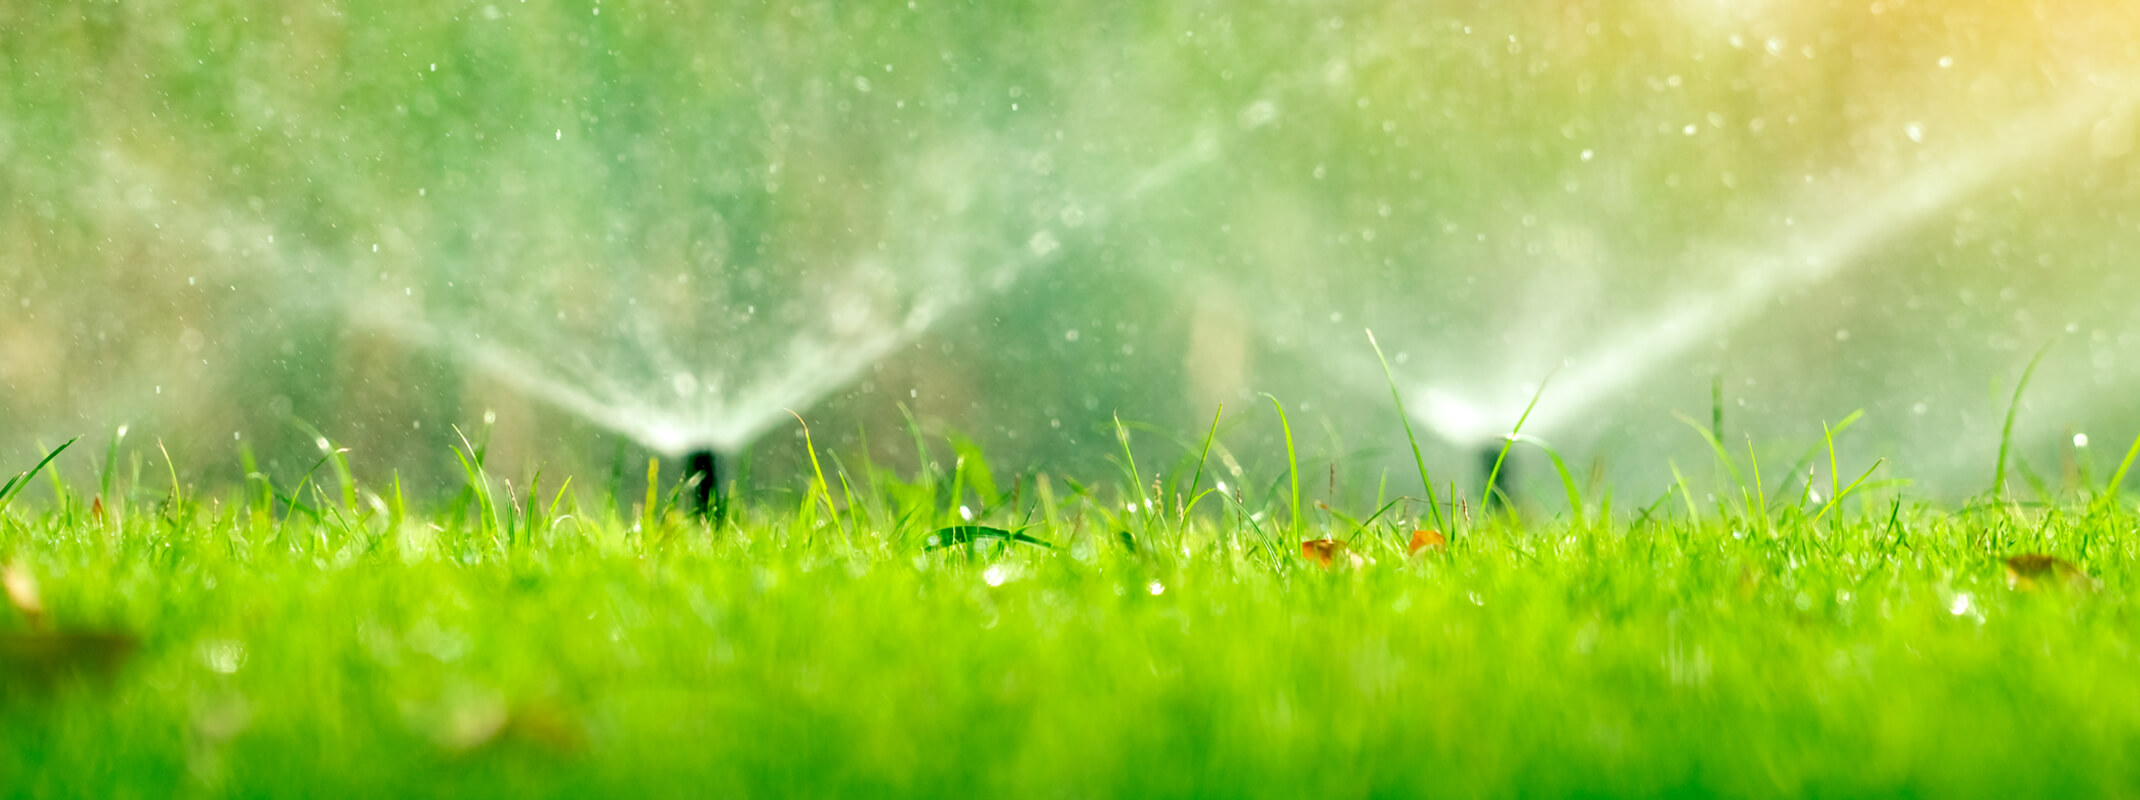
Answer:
(0, 438, 78, 516)
(1484, 374, 1554, 513)
(1262, 395, 1304, 539)
(1993, 341, 2054, 500)
(1182, 405, 1222, 534)
(1511, 435, 1584, 527)
(788, 410, 840, 532)
(1366, 330, 1446, 533)
(2104, 432, 2140, 509)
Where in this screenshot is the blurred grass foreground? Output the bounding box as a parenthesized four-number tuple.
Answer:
(6, 422, 2140, 795)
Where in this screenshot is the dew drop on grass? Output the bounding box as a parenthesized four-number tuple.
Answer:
(1949, 593, 1972, 616)
(959, 505, 974, 522)
(2075, 433, 2090, 448)
(1147, 581, 1165, 596)
(200, 640, 248, 674)
(984, 565, 1008, 587)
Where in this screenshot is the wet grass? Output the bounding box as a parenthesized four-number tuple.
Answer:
(5, 424, 2140, 798)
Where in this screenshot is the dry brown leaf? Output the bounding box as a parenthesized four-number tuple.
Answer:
(1299, 539, 1365, 569)
(419, 689, 587, 757)
(0, 631, 139, 689)
(1409, 530, 1446, 555)
(2004, 553, 2096, 592)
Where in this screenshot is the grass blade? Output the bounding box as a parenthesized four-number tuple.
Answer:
(788, 410, 841, 533)
(1993, 341, 2054, 500)
(1366, 330, 1446, 534)
(1511, 434, 1584, 528)
(0, 438, 79, 515)
(1182, 405, 1223, 534)
(1484, 374, 1554, 513)
(1263, 394, 1303, 539)
(2103, 432, 2140, 509)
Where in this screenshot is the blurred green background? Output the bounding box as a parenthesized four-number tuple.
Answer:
(4, 0, 2139, 504)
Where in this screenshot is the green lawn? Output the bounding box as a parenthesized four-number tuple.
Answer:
(4, 431, 2140, 798)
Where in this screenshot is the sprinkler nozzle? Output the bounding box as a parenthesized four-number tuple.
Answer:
(684, 449, 724, 523)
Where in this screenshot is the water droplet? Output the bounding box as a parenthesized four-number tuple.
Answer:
(984, 565, 1008, 587)
(1147, 581, 1165, 596)
(199, 640, 248, 674)
(959, 505, 974, 522)
(671, 373, 699, 398)
(1026, 230, 1060, 257)
(1949, 593, 1972, 616)
(2075, 433, 2090, 448)
(1905, 123, 1925, 143)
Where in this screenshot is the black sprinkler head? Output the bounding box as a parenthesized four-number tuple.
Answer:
(684, 449, 725, 522)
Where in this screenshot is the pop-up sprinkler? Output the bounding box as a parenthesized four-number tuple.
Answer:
(684, 449, 725, 523)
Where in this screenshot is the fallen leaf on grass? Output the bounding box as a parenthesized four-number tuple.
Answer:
(1408, 530, 1446, 555)
(415, 690, 587, 757)
(0, 630, 139, 690)
(2004, 554, 2097, 592)
(1300, 539, 1365, 569)
(2, 562, 45, 627)
(1, 563, 139, 696)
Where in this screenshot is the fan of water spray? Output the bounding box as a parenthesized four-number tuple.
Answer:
(1407, 80, 2140, 447)
(359, 113, 1254, 514)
